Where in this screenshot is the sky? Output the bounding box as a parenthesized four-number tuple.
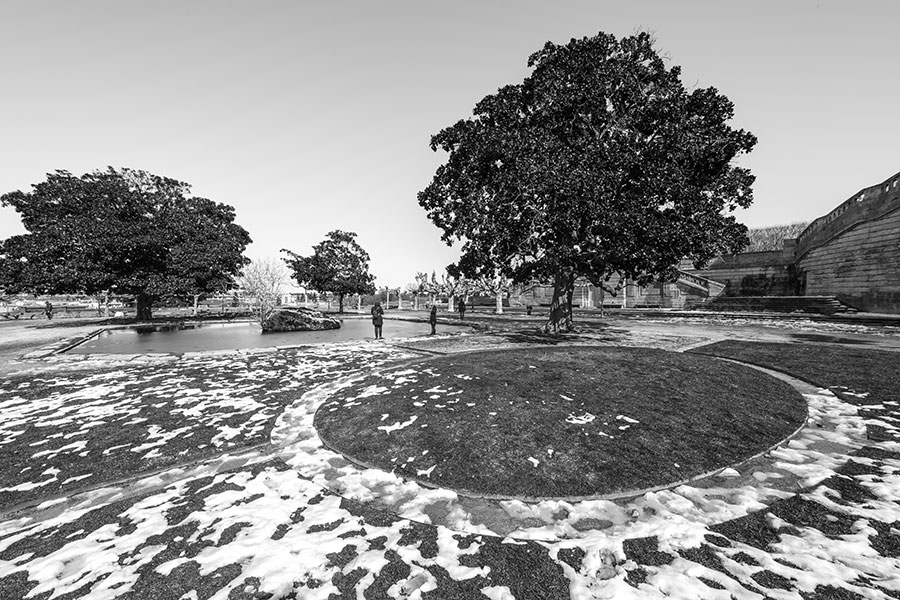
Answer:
(1, 1, 898, 287)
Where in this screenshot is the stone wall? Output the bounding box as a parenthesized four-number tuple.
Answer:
(515, 168, 900, 313)
(684, 169, 900, 313)
(798, 203, 900, 312)
(682, 250, 795, 297)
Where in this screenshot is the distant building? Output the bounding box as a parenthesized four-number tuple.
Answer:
(516, 168, 900, 313)
(683, 169, 900, 313)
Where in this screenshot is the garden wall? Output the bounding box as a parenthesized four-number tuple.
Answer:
(684, 169, 900, 313)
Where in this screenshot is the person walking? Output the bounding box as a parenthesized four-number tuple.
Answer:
(429, 304, 437, 335)
(371, 300, 384, 339)
(44, 301, 53, 320)
(458, 298, 466, 320)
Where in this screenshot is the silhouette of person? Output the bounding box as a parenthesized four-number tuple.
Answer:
(44, 301, 53, 320)
(429, 304, 437, 335)
(371, 301, 384, 339)
(458, 298, 466, 320)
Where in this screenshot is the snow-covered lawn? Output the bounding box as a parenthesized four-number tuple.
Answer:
(1, 331, 899, 599)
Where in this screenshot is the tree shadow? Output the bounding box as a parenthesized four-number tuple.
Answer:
(790, 333, 873, 345)
(496, 328, 619, 345)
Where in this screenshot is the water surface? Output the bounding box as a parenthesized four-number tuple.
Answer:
(70, 318, 467, 354)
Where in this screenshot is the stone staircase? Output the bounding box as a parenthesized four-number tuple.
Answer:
(694, 295, 859, 315)
(675, 269, 726, 298)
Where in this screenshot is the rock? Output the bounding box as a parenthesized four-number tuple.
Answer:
(262, 308, 341, 332)
(718, 467, 741, 478)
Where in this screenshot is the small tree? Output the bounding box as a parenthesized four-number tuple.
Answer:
(282, 230, 376, 313)
(476, 274, 513, 314)
(240, 258, 288, 326)
(440, 271, 475, 313)
(419, 32, 756, 332)
(405, 281, 423, 310)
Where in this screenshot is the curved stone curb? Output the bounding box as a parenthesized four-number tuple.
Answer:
(312, 347, 811, 504)
(273, 352, 871, 541)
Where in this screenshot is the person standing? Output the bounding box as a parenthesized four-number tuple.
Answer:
(429, 304, 437, 335)
(371, 300, 384, 339)
(458, 298, 466, 320)
(44, 301, 53, 320)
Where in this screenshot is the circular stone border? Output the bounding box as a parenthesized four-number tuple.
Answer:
(271, 344, 870, 541)
(313, 346, 809, 501)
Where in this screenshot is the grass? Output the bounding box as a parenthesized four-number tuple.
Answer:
(0, 343, 408, 510)
(314, 346, 807, 498)
(690, 340, 900, 442)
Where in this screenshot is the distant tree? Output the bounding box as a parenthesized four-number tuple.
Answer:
(744, 223, 808, 252)
(0, 168, 251, 319)
(419, 32, 756, 331)
(239, 258, 288, 326)
(415, 271, 442, 308)
(454, 250, 513, 314)
(282, 230, 376, 313)
(476, 274, 514, 314)
(405, 281, 423, 310)
(440, 270, 475, 313)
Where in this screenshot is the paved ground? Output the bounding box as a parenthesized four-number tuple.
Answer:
(1, 312, 899, 599)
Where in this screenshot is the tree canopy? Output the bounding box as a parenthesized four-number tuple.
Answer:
(418, 31, 757, 330)
(0, 168, 251, 319)
(282, 230, 375, 313)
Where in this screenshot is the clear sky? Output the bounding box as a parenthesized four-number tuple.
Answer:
(1, 1, 898, 287)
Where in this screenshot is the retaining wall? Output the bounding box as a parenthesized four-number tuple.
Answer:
(684, 169, 900, 313)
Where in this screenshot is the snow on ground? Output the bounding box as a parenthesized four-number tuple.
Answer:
(0, 341, 414, 509)
(639, 314, 900, 337)
(2, 328, 900, 598)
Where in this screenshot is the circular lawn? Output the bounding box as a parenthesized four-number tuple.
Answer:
(314, 346, 807, 499)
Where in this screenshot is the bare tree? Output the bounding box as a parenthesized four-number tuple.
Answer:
(240, 257, 288, 326)
(745, 223, 808, 252)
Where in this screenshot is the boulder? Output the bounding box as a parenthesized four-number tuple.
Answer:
(262, 307, 341, 332)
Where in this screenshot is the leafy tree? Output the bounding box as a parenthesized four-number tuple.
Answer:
(240, 257, 288, 326)
(282, 230, 375, 313)
(0, 168, 251, 319)
(419, 32, 756, 331)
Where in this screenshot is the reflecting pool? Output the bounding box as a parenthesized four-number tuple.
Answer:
(69, 318, 468, 355)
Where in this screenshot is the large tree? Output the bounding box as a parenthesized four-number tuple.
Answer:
(282, 230, 375, 313)
(418, 32, 757, 331)
(0, 168, 251, 320)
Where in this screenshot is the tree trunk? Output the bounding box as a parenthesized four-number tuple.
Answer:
(136, 292, 153, 321)
(338, 293, 344, 313)
(193, 294, 200, 316)
(447, 295, 455, 313)
(496, 290, 503, 314)
(545, 270, 575, 333)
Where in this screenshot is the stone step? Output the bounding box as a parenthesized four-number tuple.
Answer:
(695, 295, 858, 315)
